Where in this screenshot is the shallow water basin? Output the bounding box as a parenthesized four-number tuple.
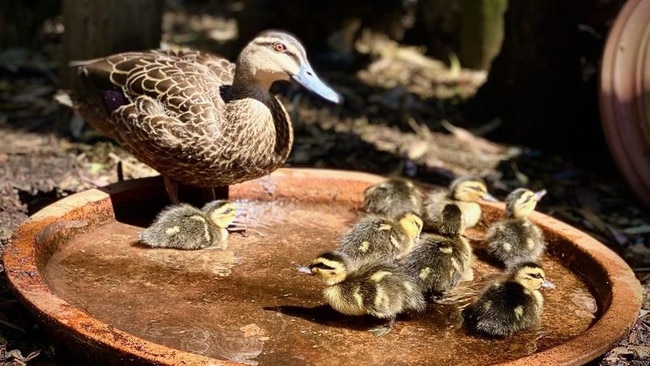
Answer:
(3, 168, 642, 365)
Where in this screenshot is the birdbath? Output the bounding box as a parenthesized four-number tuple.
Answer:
(2, 168, 642, 365)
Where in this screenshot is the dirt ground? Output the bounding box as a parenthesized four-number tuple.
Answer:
(1, 5, 649, 366)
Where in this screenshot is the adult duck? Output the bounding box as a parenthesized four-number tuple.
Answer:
(60, 30, 340, 202)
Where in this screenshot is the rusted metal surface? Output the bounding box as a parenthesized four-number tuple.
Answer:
(2, 168, 643, 365)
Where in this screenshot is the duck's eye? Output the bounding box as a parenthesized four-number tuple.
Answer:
(273, 42, 287, 52)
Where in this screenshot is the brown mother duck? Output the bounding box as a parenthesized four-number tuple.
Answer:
(59, 30, 340, 203)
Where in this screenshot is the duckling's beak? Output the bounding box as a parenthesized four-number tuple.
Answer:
(534, 189, 548, 202)
(297, 266, 314, 275)
(293, 63, 341, 104)
(541, 279, 555, 289)
(482, 192, 499, 202)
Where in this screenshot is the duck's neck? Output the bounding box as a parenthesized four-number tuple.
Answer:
(225, 76, 293, 160)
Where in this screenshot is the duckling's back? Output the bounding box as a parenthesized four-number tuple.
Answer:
(363, 178, 423, 218)
(337, 214, 411, 264)
(486, 218, 545, 266)
(139, 204, 224, 250)
(403, 232, 472, 298)
(464, 280, 542, 337)
(328, 262, 426, 318)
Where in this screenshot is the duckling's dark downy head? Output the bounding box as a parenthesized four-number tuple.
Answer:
(449, 176, 496, 202)
(201, 200, 237, 229)
(297, 251, 349, 286)
(438, 203, 465, 235)
(505, 188, 547, 219)
(508, 262, 555, 291)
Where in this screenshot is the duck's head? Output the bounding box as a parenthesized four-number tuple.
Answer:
(505, 188, 546, 219)
(439, 203, 465, 235)
(236, 30, 340, 103)
(510, 262, 555, 291)
(297, 251, 349, 286)
(449, 176, 496, 202)
(201, 200, 237, 228)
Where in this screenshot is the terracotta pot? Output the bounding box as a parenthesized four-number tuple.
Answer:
(2, 169, 642, 365)
(600, 0, 650, 208)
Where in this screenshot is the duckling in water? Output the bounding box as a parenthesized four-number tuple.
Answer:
(363, 177, 423, 219)
(464, 261, 555, 337)
(139, 200, 237, 249)
(486, 188, 547, 267)
(423, 176, 496, 232)
(403, 204, 473, 300)
(337, 212, 423, 265)
(298, 250, 426, 336)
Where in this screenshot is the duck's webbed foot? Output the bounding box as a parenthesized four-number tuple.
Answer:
(369, 317, 395, 337)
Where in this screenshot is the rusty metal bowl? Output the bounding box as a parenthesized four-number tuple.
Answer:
(2, 168, 642, 365)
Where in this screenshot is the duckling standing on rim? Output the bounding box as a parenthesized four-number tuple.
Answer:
(486, 188, 547, 267)
(139, 200, 237, 250)
(298, 250, 426, 337)
(337, 212, 423, 265)
(58, 30, 340, 203)
(363, 177, 424, 219)
(463, 261, 555, 337)
(423, 176, 496, 232)
(403, 204, 473, 301)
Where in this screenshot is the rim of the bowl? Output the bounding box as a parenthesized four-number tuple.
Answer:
(599, 0, 650, 208)
(2, 168, 642, 366)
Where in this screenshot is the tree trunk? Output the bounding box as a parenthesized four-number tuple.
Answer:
(60, 0, 163, 90)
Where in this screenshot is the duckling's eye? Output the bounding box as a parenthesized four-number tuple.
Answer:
(273, 42, 287, 52)
(311, 262, 335, 271)
(529, 273, 543, 279)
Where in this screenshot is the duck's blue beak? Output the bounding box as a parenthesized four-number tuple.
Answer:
(482, 192, 499, 202)
(541, 279, 555, 289)
(297, 266, 314, 275)
(534, 189, 548, 202)
(293, 63, 341, 104)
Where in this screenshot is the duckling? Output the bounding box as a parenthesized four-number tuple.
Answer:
(486, 188, 547, 267)
(423, 176, 496, 232)
(463, 261, 555, 337)
(298, 250, 426, 336)
(363, 177, 424, 219)
(139, 200, 237, 249)
(337, 212, 423, 265)
(403, 204, 473, 300)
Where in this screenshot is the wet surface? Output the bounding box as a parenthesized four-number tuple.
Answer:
(42, 197, 597, 366)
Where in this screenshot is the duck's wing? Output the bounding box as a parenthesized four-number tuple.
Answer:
(69, 50, 235, 139)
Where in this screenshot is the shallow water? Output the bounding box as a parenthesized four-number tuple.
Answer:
(44, 199, 597, 366)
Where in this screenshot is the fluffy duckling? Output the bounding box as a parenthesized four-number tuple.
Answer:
(464, 261, 555, 337)
(403, 204, 473, 300)
(298, 250, 426, 336)
(423, 176, 496, 232)
(486, 188, 546, 267)
(363, 177, 423, 219)
(139, 200, 237, 249)
(337, 212, 423, 265)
